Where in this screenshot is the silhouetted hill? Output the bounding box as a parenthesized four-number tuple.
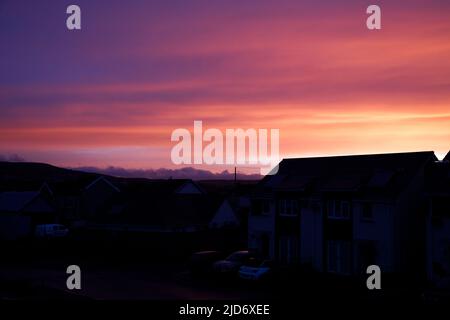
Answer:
(0, 162, 95, 180)
(74, 165, 262, 180)
(0, 162, 261, 193)
(0, 161, 99, 191)
(198, 180, 259, 196)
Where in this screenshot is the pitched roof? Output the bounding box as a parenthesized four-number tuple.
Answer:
(254, 151, 436, 197)
(85, 176, 120, 193)
(426, 160, 450, 195)
(93, 178, 220, 227)
(198, 180, 259, 196)
(444, 151, 450, 162)
(103, 191, 222, 227)
(0, 191, 39, 212)
(114, 178, 203, 195)
(47, 177, 95, 196)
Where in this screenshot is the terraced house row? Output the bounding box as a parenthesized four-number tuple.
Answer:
(248, 151, 450, 286)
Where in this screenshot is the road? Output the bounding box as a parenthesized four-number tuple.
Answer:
(0, 262, 274, 300)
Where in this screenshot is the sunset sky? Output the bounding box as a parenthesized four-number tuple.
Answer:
(1, 0, 449, 173)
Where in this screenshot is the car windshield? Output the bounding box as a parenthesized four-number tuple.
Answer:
(226, 252, 249, 262)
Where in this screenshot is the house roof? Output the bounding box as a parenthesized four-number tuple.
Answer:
(0, 191, 39, 212)
(103, 191, 222, 227)
(94, 178, 220, 227)
(444, 151, 450, 162)
(253, 151, 437, 198)
(426, 160, 450, 196)
(43, 176, 99, 196)
(114, 178, 204, 195)
(85, 176, 120, 193)
(198, 180, 258, 196)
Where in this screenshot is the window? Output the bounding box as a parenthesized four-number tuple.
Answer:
(327, 200, 350, 219)
(327, 240, 351, 274)
(279, 199, 299, 216)
(361, 203, 373, 221)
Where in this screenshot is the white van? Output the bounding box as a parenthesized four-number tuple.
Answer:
(35, 224, 69, 238)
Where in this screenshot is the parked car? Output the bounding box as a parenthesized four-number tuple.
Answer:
(189, 251, 224, 275)
(35, 224, 69, 238)
(213, 250, 256, 274)
(239, 260, 275, 281)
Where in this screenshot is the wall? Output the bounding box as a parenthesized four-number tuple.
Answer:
(352, 202, 395, 274)
(300, 205, 324, 271)
(209, 200, 239, 228)
(248, 199, 276, 259)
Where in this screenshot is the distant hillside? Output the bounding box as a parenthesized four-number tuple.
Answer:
(0, 161, 261, 192)
(73, 165, 262, 181)
(198, 180, 259, 196)
(0, 162, 100, 191)
(0, 162, 97, 181)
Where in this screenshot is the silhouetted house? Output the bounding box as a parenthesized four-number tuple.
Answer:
(444, 151, 450, 162)
(46, 177, 96, 224)
(249, 151, 437, 278)
(0, 188, 55, 240)
(426, 155, 450, 286)
(0, 161, 114, 226)
(89, 179, 217, 232)
(82, 176, 120, 219)
(209, 194, 251, 229)
(199, 180, 256, 229)
(209, 199, 242, 229)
